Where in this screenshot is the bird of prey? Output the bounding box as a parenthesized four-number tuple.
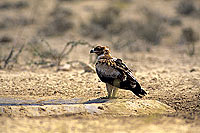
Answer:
(90, 46, 147, 99)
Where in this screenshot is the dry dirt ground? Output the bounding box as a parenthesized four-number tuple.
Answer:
(0, 46, 200, 133)
(0, 0, 200, 132)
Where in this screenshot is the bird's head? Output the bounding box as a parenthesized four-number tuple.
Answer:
(90, 46, 111, 57)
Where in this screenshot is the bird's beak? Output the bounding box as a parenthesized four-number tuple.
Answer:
(90, 49, 95, 53)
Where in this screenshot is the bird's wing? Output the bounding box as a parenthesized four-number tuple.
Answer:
(113, 58, 145, 96)
(112, 58, 131, 72)
(112, 58, 136, 81)
(96, 59, 122, 80)
(96, 58, 135, 82)
(96, 58, 146, 98)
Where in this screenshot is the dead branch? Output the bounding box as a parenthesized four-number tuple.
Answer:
(3, 46, 14, 68)
(29, 39, 94, 68)
(41, 39, 54, 54)
(61, 40, 93, 58)
(30, 44, 46, 61)
(12, 44, 25, 63)
(57, 40, 93, 67)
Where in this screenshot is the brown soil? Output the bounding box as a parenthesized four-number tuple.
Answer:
(0, 46, 200, 132)
(0, 0, 200, 132)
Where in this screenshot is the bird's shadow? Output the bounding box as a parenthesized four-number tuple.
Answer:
(83, 97, 110, 104)
(0, 97, 114, 106)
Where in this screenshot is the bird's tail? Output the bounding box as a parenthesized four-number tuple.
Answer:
(131, 82, 147, 98)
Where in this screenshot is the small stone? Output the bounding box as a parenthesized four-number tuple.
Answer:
(98, 106, 104, 110)
(190, 68, 196, 72)
(57, 64, 71, 71)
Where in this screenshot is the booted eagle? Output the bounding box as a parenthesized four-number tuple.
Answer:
(90, 46, 147, 98)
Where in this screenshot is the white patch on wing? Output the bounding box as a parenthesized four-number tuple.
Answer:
(96, 63, 120, 78)
(112, 58, 118, 61)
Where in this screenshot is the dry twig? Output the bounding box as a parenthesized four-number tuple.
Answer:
(1, 44, 24, 69)
(3, 46, 14, 68)
(30, 40, 94, 68)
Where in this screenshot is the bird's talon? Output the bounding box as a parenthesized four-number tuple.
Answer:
(99, 96, 108, 99)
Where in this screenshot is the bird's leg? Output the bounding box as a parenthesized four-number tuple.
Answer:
(111, 87, 119, 98)
(111, 79, 120, 98)
(106, 83, 113, 99)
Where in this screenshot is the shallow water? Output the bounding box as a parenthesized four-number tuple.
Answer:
(0, 97, 85, 106)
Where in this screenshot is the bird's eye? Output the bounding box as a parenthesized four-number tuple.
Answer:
(105, 50, 109, 53)
(95, 46, 102, 51)
(94, 48, 99, 51)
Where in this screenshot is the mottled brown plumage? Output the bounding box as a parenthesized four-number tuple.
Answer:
(90, 46, 147, 98)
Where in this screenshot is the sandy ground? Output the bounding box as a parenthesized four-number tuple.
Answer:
(0, 46, 200, 132)
(1, 116, 200, 133)
(0, 0, 200, 132)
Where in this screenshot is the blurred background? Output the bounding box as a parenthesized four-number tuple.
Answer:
(0, 0, 199, 69)
(0, 1, 200, 132)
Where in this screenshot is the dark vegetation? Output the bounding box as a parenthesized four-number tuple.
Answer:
(0, 16, 34, 30)
(176, 0, 200, 18)
(131, 8, 168, 45)
(0, 1, 28, 10)
(0, 1, 32, 30)
(0, 36, 13, 44)
(176, 0, 196, 15)
(180, 27, 199, 56)
(81, 6, 169, 52)
(80, 6, 121, 39)
(0, 0, 200, 69)
(38, 5, 73, 37)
